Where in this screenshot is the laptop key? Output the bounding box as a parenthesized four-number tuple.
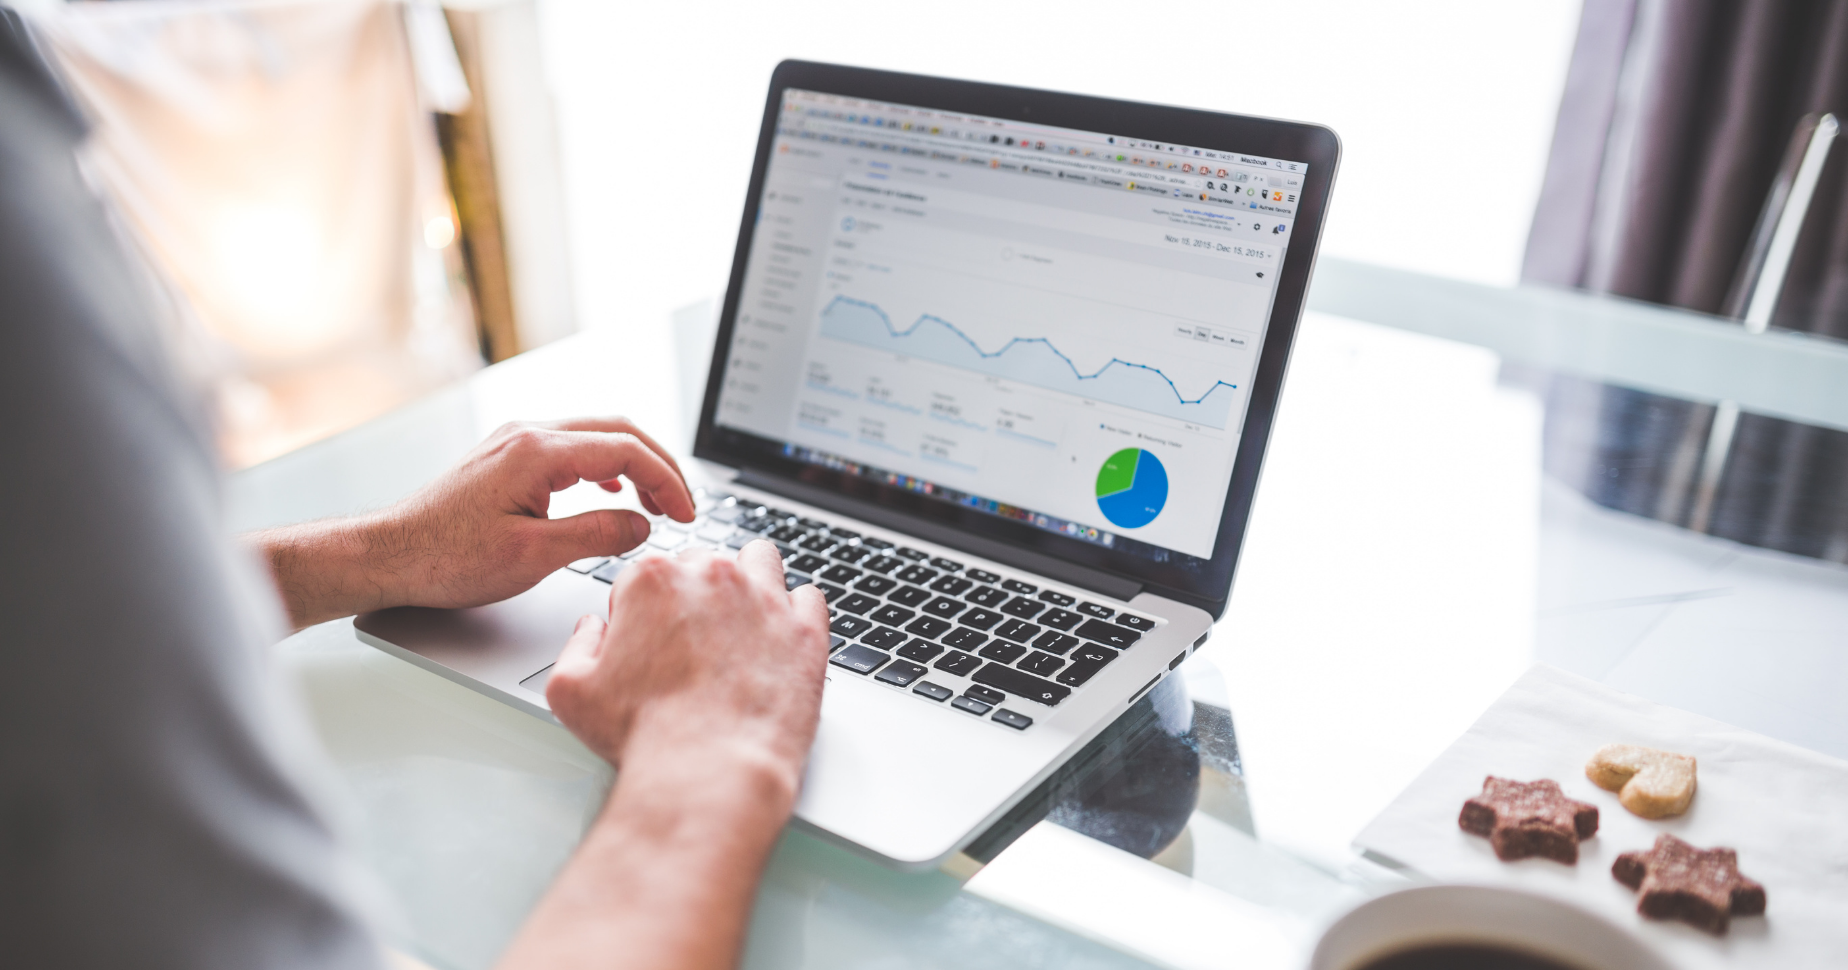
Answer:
(912, 680, 953, 702)
(567, 557, 607, 574)
(829, 634, 845, 653)
(797, 517, 828, 530)
(929, 557, 963, 572)
(992, 709, 1033, 730)
(724, 532, 757, 550)
(826, 528, 859, 541)
(929, 575, 973, 596)
(1019, 651, 1065, 676)
(817, 583, 846, 603)
(859, 536, 895, 550)
(921, 596, 966, 619)
(887, 585, 932, 607)
(1072, 643, 1120, 667)
(1076, 601, 1115, 619)
(979, 641, 1026, 664)
(829, 645, 888, 675)
(1032, 631, 1081, 655)
(958, 608, 1004, 631)
(941, 627, 989, 650)
(785, 572, 812, 591)
(933, 650, 981, 676)
(818, 564, 861, 584)
(837, 593, 880, 615)
(861, 555, 903, 574)
(1001, 579, 1037, 594)
(1056, 659, 1106, 687)
(964, 685, 1005, 706)
(965, 568, 1001, 584)
(964, 585, 1008, 607)
(1075, 619, 1140, 649)
(853, 575, 898, 596)
(971, 663, 1071, 706)
(868, 605, 915, 627)
(894, 546, 929, 562)
(895, 565, 938, 585)
(589, 560, 625, 583)
(951, 695, 992, 716)
(1036, 590, 1076, 607)
(994, 619, 1041, 643)
(831, 545, 871, 563)
(769, 525, 805, 543)
(830, 615, 874, 638)
(1115, 613, 1157, 632)
(1040, 608, 1082, 631)
(798, 534, 836, 552)
(874, 660, 928, 688)
(905, 616, 952, 638)
(862, 627, 907, 650)
(789, 554, 830, 575)
(1000, 596, 1047, 619)
(897, 638, 943, 663)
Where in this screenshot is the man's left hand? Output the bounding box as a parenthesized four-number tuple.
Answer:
(251, 417, 694, 628)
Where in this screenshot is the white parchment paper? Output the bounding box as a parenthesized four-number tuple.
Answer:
(1353, 664, 1848, 970)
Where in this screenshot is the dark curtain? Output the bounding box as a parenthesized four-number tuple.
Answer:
(1525, 0, 1848, 563)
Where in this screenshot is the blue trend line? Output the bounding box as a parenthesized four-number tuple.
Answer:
(865, 397, 922, 415)
(996, 427, 1058, 448)
(805, 381, 860, 400)
(857, 436, 912, 457)
(818, 295, 1238, 427)
(928, 411, 989, 431)
(918, 451, 979, 473)
(797, 420, 850, 439)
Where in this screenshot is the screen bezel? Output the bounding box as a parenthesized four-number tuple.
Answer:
(694, 60, 1340, 618)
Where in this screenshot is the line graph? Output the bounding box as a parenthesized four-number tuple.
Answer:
(817, 296, 1238, 428)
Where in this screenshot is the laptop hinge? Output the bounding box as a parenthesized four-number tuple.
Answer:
(736, 469, 1144, 602)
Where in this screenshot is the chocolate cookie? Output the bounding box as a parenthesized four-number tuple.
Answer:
(1613, 834, 1766, 934)
(1459, 776, 1599, 863)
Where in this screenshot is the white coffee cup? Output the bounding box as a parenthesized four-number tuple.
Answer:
(1308, 884, 1674, 970)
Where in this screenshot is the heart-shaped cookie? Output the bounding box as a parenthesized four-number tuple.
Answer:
(1585, 743, 1697, 818)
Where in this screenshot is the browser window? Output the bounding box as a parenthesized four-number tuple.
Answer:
(715, 89, 1309, 563)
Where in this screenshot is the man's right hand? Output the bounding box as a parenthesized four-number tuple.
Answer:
(498, 539, 829, 970)
(545, 539, 831, 799)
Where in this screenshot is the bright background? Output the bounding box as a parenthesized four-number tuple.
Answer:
(537, 0, 1584, 338)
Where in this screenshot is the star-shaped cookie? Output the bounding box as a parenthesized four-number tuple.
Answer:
(1458, 776, 1599, 863)
(1613, 833, 1766, 934)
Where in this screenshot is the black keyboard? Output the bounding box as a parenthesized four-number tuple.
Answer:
(566, 490, 1161, 732)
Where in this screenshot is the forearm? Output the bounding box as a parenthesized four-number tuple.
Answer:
(248, 515, 404, 628)
(497, 721, 800, 970)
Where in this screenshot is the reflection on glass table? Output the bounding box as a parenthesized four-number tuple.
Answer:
(240, 265, 1848, 970)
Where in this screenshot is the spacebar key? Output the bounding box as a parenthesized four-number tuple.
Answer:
(971, 663, 1070, 707)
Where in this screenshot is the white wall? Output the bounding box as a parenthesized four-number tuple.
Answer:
(537, 0, 1582, 338)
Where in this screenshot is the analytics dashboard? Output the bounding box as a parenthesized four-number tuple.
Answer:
(715, 89, 1308, 563)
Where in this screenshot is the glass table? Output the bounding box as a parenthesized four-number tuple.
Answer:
(232, 259, 1848, 970)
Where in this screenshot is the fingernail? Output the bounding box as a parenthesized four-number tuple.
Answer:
(574, 614, 595, 633)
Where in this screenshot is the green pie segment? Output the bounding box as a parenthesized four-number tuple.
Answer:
(1094, 448, 1169, 529)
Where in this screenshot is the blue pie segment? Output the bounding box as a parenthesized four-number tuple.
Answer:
(1094, 447, 1168, 529)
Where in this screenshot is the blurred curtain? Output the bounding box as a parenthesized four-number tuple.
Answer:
(1526, 0, 1848, 563)
(32, 0, 481, 467)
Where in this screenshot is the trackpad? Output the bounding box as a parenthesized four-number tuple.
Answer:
(355, 569, 609, 699)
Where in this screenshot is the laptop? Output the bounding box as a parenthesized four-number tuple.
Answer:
(356, 60, 1338, 870)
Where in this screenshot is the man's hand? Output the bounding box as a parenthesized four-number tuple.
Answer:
(252, 417, 694, 628)
(547, 540, 831, 787)
(497, 541, 831, 970)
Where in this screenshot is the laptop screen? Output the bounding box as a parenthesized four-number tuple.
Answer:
(712, 88, 1310, 566)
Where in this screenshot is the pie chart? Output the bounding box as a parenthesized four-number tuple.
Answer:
(1095, 448, 1169, 529)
